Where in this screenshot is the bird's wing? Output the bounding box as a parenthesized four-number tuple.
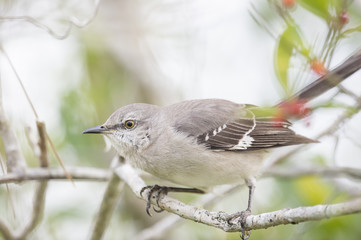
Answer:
(196, 115, 315, 151)
(170, 99, 315, 151)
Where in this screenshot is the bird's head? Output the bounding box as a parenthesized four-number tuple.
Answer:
(83, 103, 160, 157)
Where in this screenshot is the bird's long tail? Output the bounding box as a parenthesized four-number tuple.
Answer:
(281, 49, 361, 104)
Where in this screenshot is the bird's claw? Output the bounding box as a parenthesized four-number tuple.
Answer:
(226, 209, 252, 240)
(140, 185, 168, 216)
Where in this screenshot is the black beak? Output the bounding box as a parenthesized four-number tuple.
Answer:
(82, 125, 109, 134)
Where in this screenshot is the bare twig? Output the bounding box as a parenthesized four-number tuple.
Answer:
(90, 156, 124, 240)
(242, 197, 361, 230)
(135, 215, 180, 240)
(0, 155, 16, 219)
(0, 219, 15, 240)
(114, 163, 361, 233)
(0, 167, 110, 184)
(288, 49, 361, 103)
(15, 181, 48, 240)
(337, 84, 359, 100)
(329, 178, 361, 197)
(248, 3, 277, 40)
(1, 165, 359, 185)
(15, 121, 49, 240)
(45, 132, 73, 183)
(264, 166, 361, 179)
(90, 173, 124, 240)
(0, 46, 38, 119)
(36, 121, 49, 167)
(0, 46, 72, 182)
(0, 0, 100, 40)
(0, 51, 26, 173)
(0, 74, 26, 173)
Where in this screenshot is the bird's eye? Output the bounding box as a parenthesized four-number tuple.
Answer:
(125, 120, 136, 129)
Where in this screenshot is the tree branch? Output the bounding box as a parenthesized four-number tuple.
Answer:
(36, 121, 49, 167)
(0, 219, 15, 240)
(14, 121, 49, 240)
(265, 166, 361, 179)
(0, 164, 359, 236)
(114, 163, 361, 233)
(0, 167, 110, 184)
(1, 165, 359, 184)
(90, 157, 124, 240)
(15, 181, 48, 240)
(0, 91, 26, 173)
(244, 198, 361, 230)
(135, 185, 239, 240)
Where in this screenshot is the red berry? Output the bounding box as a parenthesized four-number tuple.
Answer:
(339, 10, 349, 26)
(282, 0, 296, 8)
(275, 98, 310, 120)
(310, 59, 328, 76)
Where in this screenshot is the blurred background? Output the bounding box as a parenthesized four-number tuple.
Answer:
(1, 0, 361, 239)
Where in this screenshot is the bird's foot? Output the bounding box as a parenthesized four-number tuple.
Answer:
(140, 185, 205, 216)
(227, 209, 252, 240)
(140, 185, 169, 216)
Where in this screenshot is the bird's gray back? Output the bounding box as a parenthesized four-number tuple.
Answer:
(163, 99, 243, 137)
(160, 99, 315, 151)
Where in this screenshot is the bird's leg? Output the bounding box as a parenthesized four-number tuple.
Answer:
(227, 178, 256, 240)
(140, 185, 204, 216)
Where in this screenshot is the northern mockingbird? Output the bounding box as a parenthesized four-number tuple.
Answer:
(83, 50, 361, 232)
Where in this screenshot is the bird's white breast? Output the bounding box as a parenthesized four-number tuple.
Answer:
(129, 128, 267, 188)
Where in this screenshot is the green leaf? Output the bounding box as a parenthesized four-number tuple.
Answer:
(275, 24, 304, 96)
(298, 0, 343, 21)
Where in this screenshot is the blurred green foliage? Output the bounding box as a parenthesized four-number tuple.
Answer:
(275, 24, 307, 96)
(59, 41, 156, 167)
(298, 0, 343, 21)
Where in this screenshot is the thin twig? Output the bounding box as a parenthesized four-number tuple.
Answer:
(264, 166, 361, 179)
(15, 181, 48, 240)
(0, 157, 15, 240)
(337, 84, 359, 100)
(0, 84, 26, 173)
(0, 46, 39, 119)
(249, 3, 276, 40)
(0, 167, 110, 184)
(0, 52, 26, 173)
(0, 219, 15, 240)
(1, 164, 360, 185)
(329, 178, 361, 197)
(0, 46, 73, 182)
(15, 121, 50, 240)
(0, 0, 100, 40)
(243, 197, 361, 230)
(89, 173, 124, 240)
(89, 156, 124, 240)
(45, 132, 73, 183)
(36, 121, 49, 167)
(0, 155, 16, 219)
